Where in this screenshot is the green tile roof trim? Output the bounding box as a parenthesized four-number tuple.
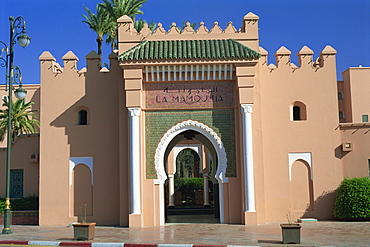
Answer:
(118, 39, 261, 61)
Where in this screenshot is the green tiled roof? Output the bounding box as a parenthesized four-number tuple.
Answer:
(118, 39, 261, 61)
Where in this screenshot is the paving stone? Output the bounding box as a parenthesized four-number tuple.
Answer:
(0, 221, 370, 246)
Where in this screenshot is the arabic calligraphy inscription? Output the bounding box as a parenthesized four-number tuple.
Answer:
(146, 81, 234, 109)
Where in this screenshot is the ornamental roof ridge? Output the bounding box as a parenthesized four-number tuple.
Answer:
(118, 39, 261, 62)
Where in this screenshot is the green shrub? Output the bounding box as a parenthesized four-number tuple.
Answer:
(0, 195, 39, 212)
(333, 177, 370, 219)
(180, 178, 203, 191)
(0, 199, 5, 212)
(175, 178, 203, 203)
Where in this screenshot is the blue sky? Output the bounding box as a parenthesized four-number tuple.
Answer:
(0, 0, 369, 84)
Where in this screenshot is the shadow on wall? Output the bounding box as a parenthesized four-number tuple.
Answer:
(302, 190, 336, 220)
(334, 145, 350, 159)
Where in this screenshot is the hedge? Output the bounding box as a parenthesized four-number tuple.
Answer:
(333, 177, 370, 219)
(0, 195, 39, 212)
(175, 178, 203, 203)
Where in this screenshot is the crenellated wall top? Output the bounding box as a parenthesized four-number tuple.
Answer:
(117, 13, 260, 58)
(117, 12, 261, 63)
(260, 45, 337, 71)
(39, 50, 118, 75)
(118, 12, 259, 40)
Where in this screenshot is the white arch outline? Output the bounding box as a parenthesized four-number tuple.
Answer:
(154, 119, 228, 225)
(69, 157, 93, 185)
(154, 120, 228, 184)
(288, 153, 312, 181)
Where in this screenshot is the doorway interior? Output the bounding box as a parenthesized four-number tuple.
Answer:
(164, 136, 220, 224)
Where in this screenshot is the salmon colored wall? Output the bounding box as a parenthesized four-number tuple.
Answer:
(0, 135, 39, 198)
(341, 125, 370, 178)
(0, 85, 40, 147)
(247, 56, 266, 224)
(0, 85, 40, 199)
(341, 70, 353, 122)
(38, 50, 125, 226)
(337, 81, 345, 122)
(257, 46, 343, 221)
(290, 160, 313, 211)
(73, 164, 93, 217)
(342, 68, 370, 123)
(339, 68, 370, 179)
(118, 62, 129, 226)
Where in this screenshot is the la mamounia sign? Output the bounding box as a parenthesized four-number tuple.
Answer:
(145, 81, 234, 109)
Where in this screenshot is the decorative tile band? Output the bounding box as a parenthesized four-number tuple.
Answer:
(0, 210, 39, 225)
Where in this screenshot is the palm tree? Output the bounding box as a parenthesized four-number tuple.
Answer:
(0, 99, 40, 144)
(101, 0, 146, 22)
(100, 0, 147, 50)
(134, 18, 156, 33)
(82, 4, 113, 57)
(105, 17, 155, 50)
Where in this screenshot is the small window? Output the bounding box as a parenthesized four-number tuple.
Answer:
(78, 110, 88, 125)
(338, 92, 343, 100)
(339, 111, 345, 120)
(362, 115, 368, 123)
(10, 169, 23, 198)
(292, 101, 307, 121)
(293, 106, 301, 121)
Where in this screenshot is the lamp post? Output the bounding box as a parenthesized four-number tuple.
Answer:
(0, 16, 30, 235)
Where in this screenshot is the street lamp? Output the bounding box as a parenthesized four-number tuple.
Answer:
(0, 16, 30, 235)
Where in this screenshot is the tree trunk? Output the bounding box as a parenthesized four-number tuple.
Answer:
(96, 37, 103, 68)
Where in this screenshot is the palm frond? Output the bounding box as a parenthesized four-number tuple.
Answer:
(99, 0, 147, 50)
(0, 99, 40, 144)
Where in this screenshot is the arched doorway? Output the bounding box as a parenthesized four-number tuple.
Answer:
(154, 120, 228, 225)
(165, 144, 219, 223)
(69, 157, 94, 219)
(288, 153, 314, 213)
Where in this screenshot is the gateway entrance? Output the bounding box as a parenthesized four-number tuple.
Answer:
(152, 119, 229, 225)
(164, 136, 220, 224)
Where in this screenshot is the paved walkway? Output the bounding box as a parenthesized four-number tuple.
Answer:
(1, 221, 370, 246)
